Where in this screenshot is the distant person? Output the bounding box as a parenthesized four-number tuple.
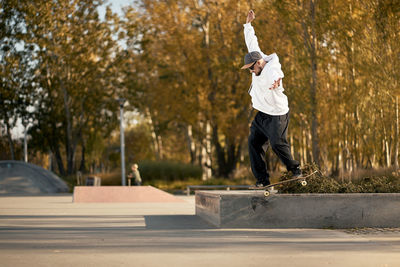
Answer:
(241, 10, 301, 187)
(128, 164, 142, 186)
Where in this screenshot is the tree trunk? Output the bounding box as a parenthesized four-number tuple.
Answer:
(297, 0, 320, 166)
(146, 108, 162, 160)
(212, 125, 241, 178)
(185, 124, 196, 164)
(380, 108, 391, 167)
(5, 124, 15, 160)
(213, 125, 225, 177)
(309, 0, 321, 166)
(79, 142, 86, 172)
(301, 129, 307, 165)
(157, 134, 163, 160)
(48, 150, 54, 171)
(395, 96, 399, 172)
(338, 140, 344, 182)
(206, 121, 212, 178)
(200, 120, 212, 180)
(289, 133, 295, 159)
(61, 81, 75, 175)
(53, 144, 66, 176)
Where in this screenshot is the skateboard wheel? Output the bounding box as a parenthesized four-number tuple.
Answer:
(264, 191, 270, 197)
(301, 180, 307, 186)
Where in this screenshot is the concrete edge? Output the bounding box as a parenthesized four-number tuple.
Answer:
(196, 191, 400, 229)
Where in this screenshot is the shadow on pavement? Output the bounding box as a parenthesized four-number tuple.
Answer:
(144, 215, 216, 230)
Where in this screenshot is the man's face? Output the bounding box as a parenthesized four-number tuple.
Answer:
(249, 61, 263, 76)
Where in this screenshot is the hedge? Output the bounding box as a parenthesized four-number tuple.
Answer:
(138, 160, 202, 182)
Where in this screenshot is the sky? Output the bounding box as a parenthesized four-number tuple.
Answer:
(98, 0, 133, 19)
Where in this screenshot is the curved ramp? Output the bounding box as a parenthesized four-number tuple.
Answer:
(0, 160, 69, 194)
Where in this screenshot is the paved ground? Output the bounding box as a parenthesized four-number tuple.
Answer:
(1, 195, 400, 267)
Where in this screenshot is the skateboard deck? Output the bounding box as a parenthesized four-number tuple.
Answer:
(250, 170, 318, 196)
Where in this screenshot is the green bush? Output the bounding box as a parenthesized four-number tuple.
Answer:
(138, 160, 202, 183)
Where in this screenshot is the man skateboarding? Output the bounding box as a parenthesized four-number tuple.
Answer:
(242, 10, 301, 187)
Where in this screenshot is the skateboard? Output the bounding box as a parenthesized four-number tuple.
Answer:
(250, 170, 318, 197)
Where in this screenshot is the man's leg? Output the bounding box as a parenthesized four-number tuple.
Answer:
(267, 113, 300, 173)
(248, 114, 270, 185)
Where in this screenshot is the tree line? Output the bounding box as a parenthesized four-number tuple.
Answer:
(0, 0, 398, 178)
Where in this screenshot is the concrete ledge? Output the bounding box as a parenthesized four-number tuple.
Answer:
(73, 186, 184, 203)
(195, 191, 400, 228)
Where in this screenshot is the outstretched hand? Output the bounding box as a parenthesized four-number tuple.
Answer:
(269, 78, 281, 90)
(246, 10, 255, 24)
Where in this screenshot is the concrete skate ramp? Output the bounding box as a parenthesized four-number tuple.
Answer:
(0, 160, 69, 195)
(73, 186, 185, 203)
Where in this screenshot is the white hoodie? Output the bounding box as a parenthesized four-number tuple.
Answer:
(244, 23, 289, 116)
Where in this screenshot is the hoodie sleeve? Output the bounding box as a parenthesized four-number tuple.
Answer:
(243, 23, 267, 58)
(268, 53, 284, 82)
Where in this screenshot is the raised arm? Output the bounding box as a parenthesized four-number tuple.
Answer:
(243, 10, 267, 57)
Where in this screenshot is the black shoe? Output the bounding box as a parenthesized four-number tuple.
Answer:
(291, 166, 302, 178)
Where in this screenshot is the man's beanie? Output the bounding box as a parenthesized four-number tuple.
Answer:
(241, 51, 262, 69)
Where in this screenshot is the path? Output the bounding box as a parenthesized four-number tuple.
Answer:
(0, 195, 399, 266)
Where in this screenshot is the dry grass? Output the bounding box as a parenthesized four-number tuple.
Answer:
(336, 166, 399, 183)
(279, 164, 400, 194)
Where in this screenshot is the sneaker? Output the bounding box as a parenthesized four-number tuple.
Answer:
(291, 166, 302, 178)
(254, 181, 264, 188)
(255, 179, 270, 188)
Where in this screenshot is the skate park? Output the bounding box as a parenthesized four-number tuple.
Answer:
(2, 0, 400, 266)
(1, 161, 400, 266)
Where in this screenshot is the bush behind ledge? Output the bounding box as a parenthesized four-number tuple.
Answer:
(279, 163, 400, 194)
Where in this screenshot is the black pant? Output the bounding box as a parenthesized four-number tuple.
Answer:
(248, 111, 299, 183)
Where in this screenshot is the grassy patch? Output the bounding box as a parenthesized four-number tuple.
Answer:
(279, 164, 400, 193)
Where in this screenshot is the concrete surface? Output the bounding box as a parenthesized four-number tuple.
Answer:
(73, 186, 185, 203)
(196, 191, 400, 228)
(1, 195, 400, 267)
(0, 161, 68, 194)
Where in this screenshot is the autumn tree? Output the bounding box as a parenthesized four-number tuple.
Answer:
(3, 0, 123, 175)
(0, 0, 38, 159)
